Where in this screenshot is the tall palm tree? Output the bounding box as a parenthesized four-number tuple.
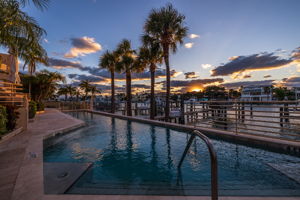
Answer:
(115, 39, 136, 116)
(19, 0, 50, 11)
(90, 85, 101, 98)
(139, 35, 163, 119)
(144, 3, 188, 120)
(0, 0, 47, 57)
(74, 88, 81, 102)
(58, 87, 69, 101)
(79, 80, 91, 101)
(21, 41, 48, 97)
(99, 50, 118, 113)
(65, 85, 76, 101)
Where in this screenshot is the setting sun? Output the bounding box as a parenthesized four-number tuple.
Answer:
(191, 87, 202, 92)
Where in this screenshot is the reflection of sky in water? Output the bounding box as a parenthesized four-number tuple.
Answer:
(43, 112, 300, 196)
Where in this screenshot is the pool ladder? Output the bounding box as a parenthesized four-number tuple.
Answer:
(178, 130, 218, 200)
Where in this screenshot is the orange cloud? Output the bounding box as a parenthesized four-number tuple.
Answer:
(64, 36, 102, 58)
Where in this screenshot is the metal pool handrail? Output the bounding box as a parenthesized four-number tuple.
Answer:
(178, 130, 218, 200)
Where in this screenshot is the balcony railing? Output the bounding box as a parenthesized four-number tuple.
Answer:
(0, 81, 25, 106)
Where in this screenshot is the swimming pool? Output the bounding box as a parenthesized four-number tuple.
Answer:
(43, 112, 300, 196)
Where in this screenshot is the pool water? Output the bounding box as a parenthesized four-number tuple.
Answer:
(43, 112, 300, 196)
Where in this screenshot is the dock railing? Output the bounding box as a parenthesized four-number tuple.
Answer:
(184, 100, 300, 141)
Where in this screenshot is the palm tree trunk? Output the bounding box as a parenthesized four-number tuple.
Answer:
(126, 70, 132, 116)
(111, 70, 115, 113)
(150, 64, 156, 120)
(163, 44, 170, 120)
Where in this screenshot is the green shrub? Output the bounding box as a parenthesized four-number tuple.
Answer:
(5, 105, 19, 131)
(37, 101, 45, 111)
(0, 105, 7, 135)
(29, 101, 37, 119)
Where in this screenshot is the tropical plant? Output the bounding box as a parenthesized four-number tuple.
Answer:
(144, 3, 188, 119)
(19, 0, 50, 11)
(20, 70, 65, 104)
(79, 80, 92, 100)
(5, 105, 19, 131)
(0, 105, 8, 135)
(29, 100, 37, 119)
(65, 85, 76, 101)
(90, 85, 101, 97)
(36, 101, 44, 111)
(0, 0, 48, 64)
(273, 87, 294, 100)
(139, 35, 163, 119)
(115, 39, 137, 116)
(99, 50, 118, 113)
(74, 88, 81, 101)
(58, 87, 69, 101)
(203, 86, 226, 100)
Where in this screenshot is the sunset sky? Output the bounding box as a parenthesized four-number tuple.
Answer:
(16, 0, 300, 94)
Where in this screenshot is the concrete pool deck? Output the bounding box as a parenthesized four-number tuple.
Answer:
(0, 109, 299, 200)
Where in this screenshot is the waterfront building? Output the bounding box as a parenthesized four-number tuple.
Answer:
(241, 85, 273, 101)
(293, 87, 300, 100)
(0, 53, 20, 83)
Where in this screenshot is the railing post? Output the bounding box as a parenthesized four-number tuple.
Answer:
(235, 101, 238, 134)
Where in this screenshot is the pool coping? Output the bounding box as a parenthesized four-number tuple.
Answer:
(9, 109, 300, 200)
(79, 109, 300, 156)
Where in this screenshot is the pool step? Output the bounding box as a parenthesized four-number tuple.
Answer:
(43, 162, 92, 194)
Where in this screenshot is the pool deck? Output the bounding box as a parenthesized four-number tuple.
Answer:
(0, 109, 299, 200)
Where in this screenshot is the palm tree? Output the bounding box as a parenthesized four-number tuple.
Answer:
(35, 70, 65, 102)
(79, 80, 91, 101)
(74, 88, 81, 102)
(20, 41, 48, 97)
(99, 50, 118, 113)
(144, 3, 188, 120)
(139, 35, 163, 119)
(20, 70, 65, 102)
(65, 85, 76, 101)
(19, 0, 50, 11)
(115, 39, 136, 116)
(58, 87, 69, 101)
(90, 85, 101, 98)
(0, 0, 47, 58)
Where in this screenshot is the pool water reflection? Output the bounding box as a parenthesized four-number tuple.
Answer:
(43, 112, 300, 196)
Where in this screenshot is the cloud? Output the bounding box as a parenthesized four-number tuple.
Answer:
(184, 72, 199, 79)
(243, 74, 252, 79)
(228, 56, 239, 61)
(128, 84, 151, 91)
(44, 39, 49, 43)
(81, 66, 181, 81)
(202, 64, 212, 69)
(291, 47, 300, 59)
(67, 74, 106, 84)
(159, 78, 224, 88)
(264, 75, 272, 78)
(222, 80, 275, 89)
(211, 52, 293, 77)
(184, 43, 194, 49)
(159, 78, 224, 92)
(64, 36, 102, 58)
(48, 58, 84, 69)
(281, 76, 300, 87)
(189, 34, 200, 39)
